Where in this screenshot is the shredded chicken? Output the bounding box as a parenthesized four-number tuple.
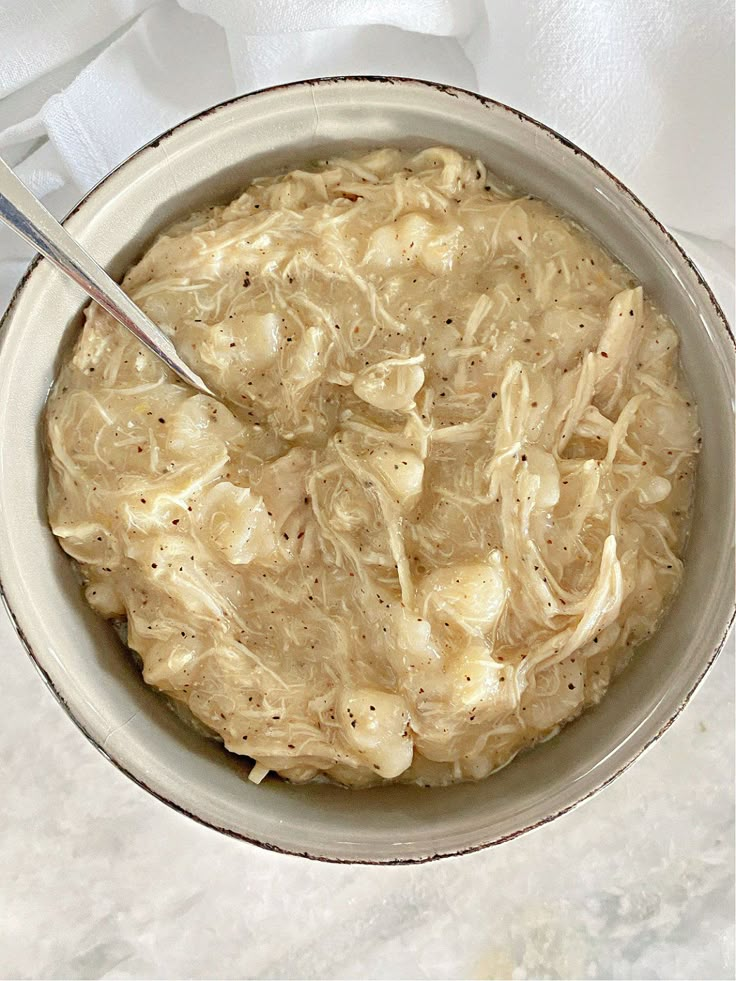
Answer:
(46, 146, 699, 787)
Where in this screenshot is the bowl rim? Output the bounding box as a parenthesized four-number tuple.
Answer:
(1, 75, 734, 865)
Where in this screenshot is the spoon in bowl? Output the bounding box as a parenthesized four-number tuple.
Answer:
(0, 156, 214, 397)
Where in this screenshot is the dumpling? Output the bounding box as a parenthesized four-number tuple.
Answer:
(353, 360, 424, 411)
(419, 553, 507, 635)
(197, 482, 276, 565)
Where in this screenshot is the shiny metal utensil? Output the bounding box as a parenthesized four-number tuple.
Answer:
(0, 157, 213, 396)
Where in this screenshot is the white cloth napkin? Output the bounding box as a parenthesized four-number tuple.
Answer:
(0, 0, 733, 317)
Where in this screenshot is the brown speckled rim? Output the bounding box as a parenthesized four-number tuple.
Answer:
(0, 76, 734, 865)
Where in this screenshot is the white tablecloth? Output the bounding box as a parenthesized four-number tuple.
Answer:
(0, 2, 733, 977)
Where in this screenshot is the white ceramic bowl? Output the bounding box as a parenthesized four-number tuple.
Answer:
(0, 78, 733, 864)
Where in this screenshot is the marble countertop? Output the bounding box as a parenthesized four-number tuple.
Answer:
(0, 604, 732, 980)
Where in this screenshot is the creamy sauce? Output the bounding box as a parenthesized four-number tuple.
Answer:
(46, 147, 699, 787)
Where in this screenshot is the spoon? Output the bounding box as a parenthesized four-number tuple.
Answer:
(0, 156, 214, 397)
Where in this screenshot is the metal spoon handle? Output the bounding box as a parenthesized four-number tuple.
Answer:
(0, 157, 213, 397)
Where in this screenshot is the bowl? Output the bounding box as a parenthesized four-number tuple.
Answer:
(0, 77, 733, 864)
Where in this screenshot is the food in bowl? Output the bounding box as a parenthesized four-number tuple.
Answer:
(45, 146, 699, 788)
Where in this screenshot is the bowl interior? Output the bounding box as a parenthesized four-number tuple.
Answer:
(0, 79, 733, 863)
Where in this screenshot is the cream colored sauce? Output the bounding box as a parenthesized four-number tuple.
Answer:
(46, 147, 699, 787)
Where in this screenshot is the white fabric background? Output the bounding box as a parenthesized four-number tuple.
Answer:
(0, 2, 733, 978)
(0, 0, 734, 315)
